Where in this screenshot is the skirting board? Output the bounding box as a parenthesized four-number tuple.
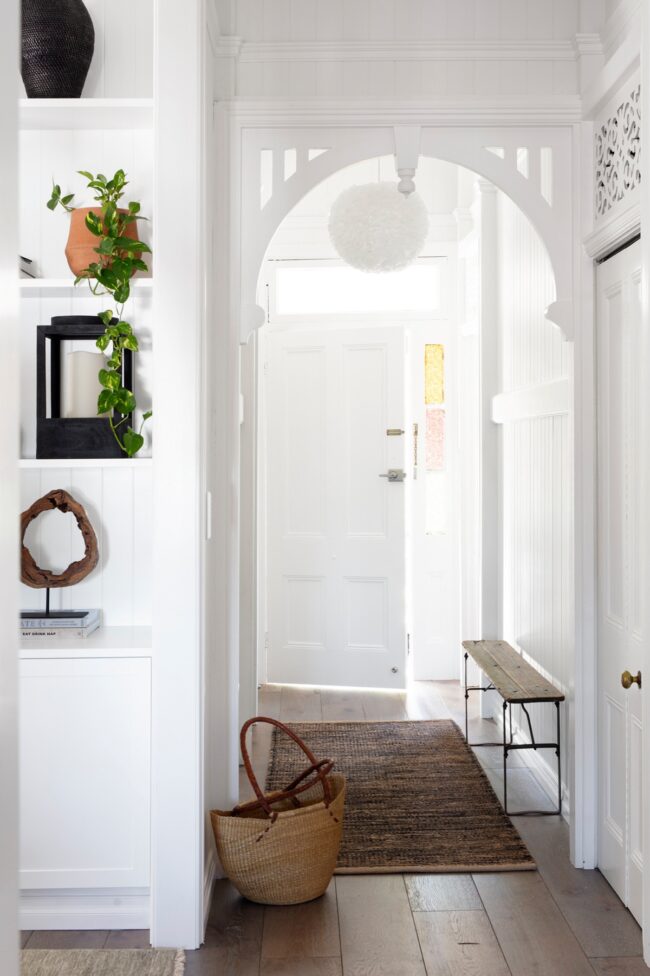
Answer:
(490, 704, 571, 824)
(20, 889, 150, 930)
(202, 849, 217, 935)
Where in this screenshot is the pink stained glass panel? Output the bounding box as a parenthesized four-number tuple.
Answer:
(426, 408, 445, 471)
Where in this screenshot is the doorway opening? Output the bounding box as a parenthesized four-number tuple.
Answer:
(249, 156, 477, 694)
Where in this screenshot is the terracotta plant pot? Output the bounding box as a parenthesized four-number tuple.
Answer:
(65, 207, 140, 277)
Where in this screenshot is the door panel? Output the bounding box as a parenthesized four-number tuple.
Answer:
(266, 326, 407, 689)
(597, 239, 643, 923)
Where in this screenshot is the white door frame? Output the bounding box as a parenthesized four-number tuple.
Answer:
(226, 99, 596, 869)
(151, 0, 220, 949)
(641, 9, 650, 954)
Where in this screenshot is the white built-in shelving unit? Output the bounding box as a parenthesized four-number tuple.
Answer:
(20, 277, 153, 292)
(20, 624, 153, 657)
(18, 0, 155, 932)
(19, 97, 154, 131)
(19, 457, 153, 469)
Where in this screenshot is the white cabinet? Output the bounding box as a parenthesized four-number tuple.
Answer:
(19, 656, 151, 891)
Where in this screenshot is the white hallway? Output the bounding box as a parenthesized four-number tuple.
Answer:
(1, 0, 650, 973)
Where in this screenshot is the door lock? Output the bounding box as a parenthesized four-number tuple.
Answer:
(379, 469, 406, 482)
(621, 670, 642, 690)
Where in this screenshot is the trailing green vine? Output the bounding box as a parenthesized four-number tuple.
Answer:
(47, 169, 152, 457)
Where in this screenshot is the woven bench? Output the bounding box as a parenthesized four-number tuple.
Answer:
(462, 639, 564, 817)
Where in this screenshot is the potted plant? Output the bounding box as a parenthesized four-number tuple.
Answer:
(47, 169, 152, 457)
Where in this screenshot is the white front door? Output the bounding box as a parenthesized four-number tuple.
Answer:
(265, 325, 407, 689)
(596, 239, 643, 923)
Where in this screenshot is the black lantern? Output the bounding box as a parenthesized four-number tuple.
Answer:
(36, 315, 133, 459)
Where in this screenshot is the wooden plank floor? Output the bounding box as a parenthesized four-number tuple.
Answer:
(25, 681, 646, 975)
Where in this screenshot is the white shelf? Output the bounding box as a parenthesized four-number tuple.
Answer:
(20, 457, 153, 469)
(19, 98, 154, 131)
(20, 277, 153, 295)
(19, 625, 153, 658)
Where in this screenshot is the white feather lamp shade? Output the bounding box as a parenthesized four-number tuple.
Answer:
(328, 182, 429, 273)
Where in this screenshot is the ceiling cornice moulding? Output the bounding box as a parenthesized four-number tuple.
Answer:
(238, 39, 578, 63)
(225, 96, 583, 126)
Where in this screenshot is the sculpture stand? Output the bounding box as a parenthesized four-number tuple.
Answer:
(20, 587, 88, 621)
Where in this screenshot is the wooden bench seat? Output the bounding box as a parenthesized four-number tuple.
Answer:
(462, 640, 564, 704)
(462, 639, 563, 817)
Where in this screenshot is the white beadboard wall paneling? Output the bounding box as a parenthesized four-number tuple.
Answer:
(495, 190, 573, 803)
(291, 0, 317, 41)
(19, 129, 153, 280)
(19, 0, 154, 99)
(19, 287, 152, 459)
(497, 192, 568, 391)
(235, 0, 583, 42)
(19, 465, 153, 626)
(500, 414, 572, 807)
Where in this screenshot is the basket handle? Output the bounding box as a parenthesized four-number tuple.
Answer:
(236, 715, 334, 817)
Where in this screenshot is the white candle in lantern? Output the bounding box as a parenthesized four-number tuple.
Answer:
(62, 350, 105, 419)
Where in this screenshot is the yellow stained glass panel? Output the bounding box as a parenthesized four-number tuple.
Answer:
(424, 343, 444, 404)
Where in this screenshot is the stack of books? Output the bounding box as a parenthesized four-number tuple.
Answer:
(20, 608, 101, 639)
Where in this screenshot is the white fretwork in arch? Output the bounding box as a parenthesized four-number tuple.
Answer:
(238, 124, 573, 341)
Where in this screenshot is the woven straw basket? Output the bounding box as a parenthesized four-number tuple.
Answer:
(211, 717, 346, 905)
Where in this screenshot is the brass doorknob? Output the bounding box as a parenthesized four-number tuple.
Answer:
(621, 670, 642, 690)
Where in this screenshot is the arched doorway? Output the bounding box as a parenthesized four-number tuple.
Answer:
(243, 147, 567, 700)
(229, 113, 589, 872)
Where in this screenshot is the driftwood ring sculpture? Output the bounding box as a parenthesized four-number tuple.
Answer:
(21, 488, 99, 589)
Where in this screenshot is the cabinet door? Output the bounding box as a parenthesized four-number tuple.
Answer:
(20, 657, 150, 889)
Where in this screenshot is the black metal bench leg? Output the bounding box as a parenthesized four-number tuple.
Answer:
(464, 652, 469, 742)
(503, 700, 509, 816)
(556, 700, 562, 817)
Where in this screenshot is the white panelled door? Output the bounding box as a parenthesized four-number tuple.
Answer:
(597, 239, 643, 923)
(266, 326, 407, 689)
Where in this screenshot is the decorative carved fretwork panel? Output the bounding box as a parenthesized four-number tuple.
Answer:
(595, 84, 641, 220)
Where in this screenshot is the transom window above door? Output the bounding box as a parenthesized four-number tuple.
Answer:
(267, 258, 446, 321)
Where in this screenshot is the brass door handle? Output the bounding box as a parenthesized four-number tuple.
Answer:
(621, 670, 642, 690)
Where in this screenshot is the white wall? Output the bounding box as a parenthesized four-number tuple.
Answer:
(232, 0, 589, 98)
(0, 0, 20, 969)
(235, 0, 583, 42)
(495, 192, 574, 809)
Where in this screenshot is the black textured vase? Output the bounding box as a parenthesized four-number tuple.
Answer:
(22, 0, 95, 98)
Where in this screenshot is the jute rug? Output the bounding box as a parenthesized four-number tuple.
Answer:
(266, 720, 535, 872)
(21, 949, 184, 976)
